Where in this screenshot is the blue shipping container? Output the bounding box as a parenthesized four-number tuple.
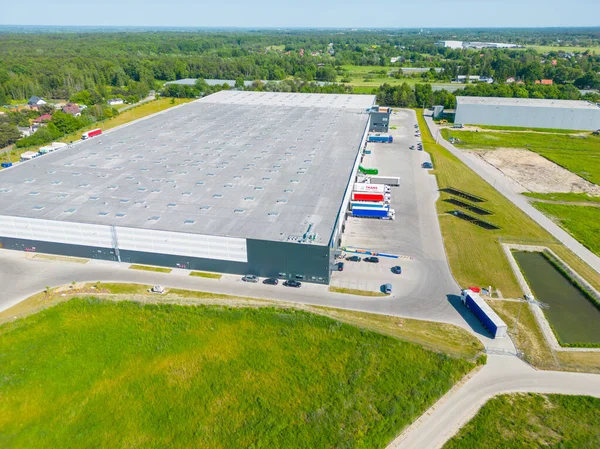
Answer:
(367, 135, 393, 143)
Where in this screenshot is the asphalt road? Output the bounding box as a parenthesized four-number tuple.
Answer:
(388, 354, 600, 449)
(424, 114, 600, 274)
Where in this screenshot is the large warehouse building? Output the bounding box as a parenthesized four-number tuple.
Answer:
(0, 91, 376, 284)
(454, 96, 600, 131)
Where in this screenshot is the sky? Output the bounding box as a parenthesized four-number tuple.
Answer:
(2, 0, 600, 28)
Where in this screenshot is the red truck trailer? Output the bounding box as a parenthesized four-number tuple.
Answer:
(81, 128, 102, 140)
(351, 192, 388, 202)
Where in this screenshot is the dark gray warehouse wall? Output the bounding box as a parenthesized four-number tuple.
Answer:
(0, 236, 331, 284)
(246, 239, 331, 283)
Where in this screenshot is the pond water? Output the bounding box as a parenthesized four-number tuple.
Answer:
(513, 251, 600, 345)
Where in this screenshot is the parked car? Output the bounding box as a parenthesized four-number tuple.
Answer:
(283, 280, 302, 288)
(242, 274, 259, 283)
(364, 256, 380, 263)
(417, 146, 423, 151)
(150, 285, 165, 294)
(346, 255, 361, 262)
(391, 266, 402, 274)
(422, 162, 433, 169)
(409, 145, 415, 150)
(383, 283, 393, 294)
(263, 278, 278, 285)
(337, 262, 344, 271)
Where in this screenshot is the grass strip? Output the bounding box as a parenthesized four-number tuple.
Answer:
(129, 264, 172, 273)
(190, 271, 222, 279)
(328, 286, 388, 297)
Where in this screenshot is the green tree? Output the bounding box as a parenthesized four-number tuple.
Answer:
(0, 123, 22, 148)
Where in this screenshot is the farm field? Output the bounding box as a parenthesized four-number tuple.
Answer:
(443, 393, 600, 449)
(0, 298, 474, 449)
(441, 128, 600, 186)
(531, 203, 600, 256)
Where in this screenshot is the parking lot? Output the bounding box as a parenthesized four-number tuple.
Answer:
(331, 109, 461, 321)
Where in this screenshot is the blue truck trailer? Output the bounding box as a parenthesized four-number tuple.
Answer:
(367, 134, 393, 143)
(350, 206, 395, 220)
(461, 290, 507, 338)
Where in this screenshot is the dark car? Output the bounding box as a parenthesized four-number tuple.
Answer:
(283, 280, 302, 288)
(337, 262, 344, 271)
(422, 162, 433, 169)
(346, 255, 361, 262)
(242, 274, 259, 283)
(263, 278, 278, 285)
(409, 145, 415, 150)
(391, 266, 402, 274)
(364, 256, 380, 263)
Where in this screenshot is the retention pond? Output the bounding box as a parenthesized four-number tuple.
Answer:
(513, 251, 600, 345)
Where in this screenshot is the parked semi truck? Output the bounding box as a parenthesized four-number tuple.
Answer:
(359, 165, 378, 175)
(351, 206, 395, 220)
(351, 192, 390, 202)
(369, 176, 400, 186)
(461, 289, 508, 338)
(353, 183, 391, 194)
(367, 134, 393, 143)
(82, 128, 102, 140)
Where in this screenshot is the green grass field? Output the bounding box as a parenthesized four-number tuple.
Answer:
(531, 203, 600, 256)
(338, 65, 463, 91)
(523, 192, 600, 204)
(474, 124, 585, 134)
(443, 393, 600, 449)
(527, 44, 600, 54)
(441, 129, 600, 186)
(0, 298, 473, 448)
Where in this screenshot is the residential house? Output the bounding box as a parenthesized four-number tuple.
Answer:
(505, 77, 516, 84)
(27, 96, 47, 108)
(535, 79, 554, 85)
(62, 103, 81, 116)
(107, 98, 124, 106)
(33, 114, 52, 124)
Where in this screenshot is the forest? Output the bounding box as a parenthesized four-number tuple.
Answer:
(1, 28, 599, 148)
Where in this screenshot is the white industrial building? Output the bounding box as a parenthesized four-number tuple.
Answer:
(0, 91, 376, 283)
(454, 96, 600, 131)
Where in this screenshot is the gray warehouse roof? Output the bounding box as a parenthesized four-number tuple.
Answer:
(0, 91, 374, 244)
(456, 96, 600, 110)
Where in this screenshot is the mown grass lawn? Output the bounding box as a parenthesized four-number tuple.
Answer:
(418, 113, 555, 297)
(531, 203, 600, 256)
(441, 128, 600, 186)
(443, 393, 600, 449)
(0, 298, 474, 449)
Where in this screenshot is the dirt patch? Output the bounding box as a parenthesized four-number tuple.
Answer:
(468, 148, 600, 195)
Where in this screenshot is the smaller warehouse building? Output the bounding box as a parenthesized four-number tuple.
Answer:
(455, 96, 600, 131)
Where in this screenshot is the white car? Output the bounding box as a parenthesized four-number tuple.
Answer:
(151, 285, 165, 294)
